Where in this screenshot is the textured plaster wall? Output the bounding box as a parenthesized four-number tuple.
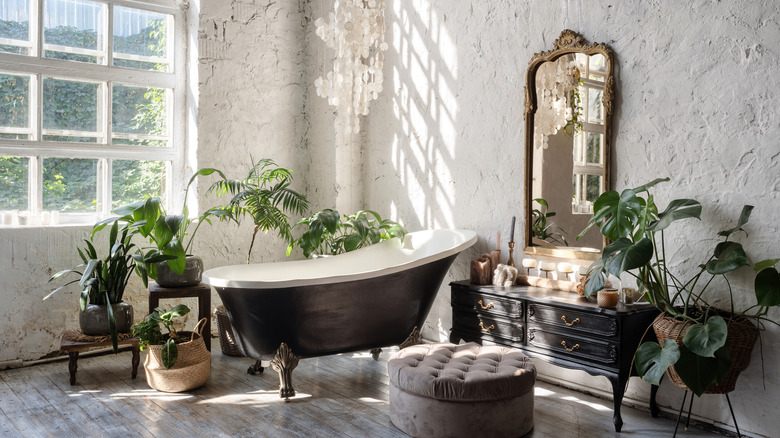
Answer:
(362, 1, 780, 436)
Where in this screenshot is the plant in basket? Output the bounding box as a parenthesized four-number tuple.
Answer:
(133, 304, 192, 369)
(579, 177, 780, 396)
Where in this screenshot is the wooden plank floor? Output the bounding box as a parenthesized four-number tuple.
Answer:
(0, 342, 726, 438)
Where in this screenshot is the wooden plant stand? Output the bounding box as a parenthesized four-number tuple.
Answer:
(59, 335, 140, 385)
(148, 282, 211, 351)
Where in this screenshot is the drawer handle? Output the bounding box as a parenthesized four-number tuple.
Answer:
(479, 322, 495, 333)
(477, 300, 494, 310)
(561, 316, 580, 326)
(561, 341, 580, 352)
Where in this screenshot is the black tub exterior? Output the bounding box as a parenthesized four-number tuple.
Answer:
(214, 254, 458, 360)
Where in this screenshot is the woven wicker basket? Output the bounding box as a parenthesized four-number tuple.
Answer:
(214, 306, 245, 357)
(652, 311, 759, 394)
(145, 318, 211, 393)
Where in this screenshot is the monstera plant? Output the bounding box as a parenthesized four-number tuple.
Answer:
(579, 178, 780, 396)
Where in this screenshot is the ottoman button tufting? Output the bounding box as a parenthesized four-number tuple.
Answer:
(388, 342, 536, 438)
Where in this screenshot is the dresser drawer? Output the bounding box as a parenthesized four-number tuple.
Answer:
(451, 289, 522, 318)
(452, 309, 524, 343)
(528, 325, 618, 365)
(528, 303, 617, 337)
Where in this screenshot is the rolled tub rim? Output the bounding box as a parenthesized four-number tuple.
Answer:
(202, 228, 477, 290)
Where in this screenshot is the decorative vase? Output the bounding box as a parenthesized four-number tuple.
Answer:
(156, 255, 204, 288)
(652, 312, 759, 394)
(79, 301, 134, 335)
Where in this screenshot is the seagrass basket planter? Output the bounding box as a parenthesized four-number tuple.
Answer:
(144, 318, 211, 393)
(215, 306, 244, 357)
(652, 312, 760, 394)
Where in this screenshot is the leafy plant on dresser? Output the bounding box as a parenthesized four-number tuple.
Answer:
(287, 208, 407, 258)
(579, 178, 780, 396)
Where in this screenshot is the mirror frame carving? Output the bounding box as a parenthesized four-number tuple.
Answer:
(523, 30, 615, 262)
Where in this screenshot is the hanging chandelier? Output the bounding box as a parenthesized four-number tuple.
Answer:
(314, 0, 388, 142)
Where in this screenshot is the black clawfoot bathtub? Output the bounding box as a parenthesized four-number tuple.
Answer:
(203, 229, 476, 398)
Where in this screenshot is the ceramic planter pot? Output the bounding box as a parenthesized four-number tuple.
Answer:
(80, 301, 134, 335)
(156, 255, 204, 288)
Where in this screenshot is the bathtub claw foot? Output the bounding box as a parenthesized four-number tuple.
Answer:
(370, 348, 382, 360)
(399, 326, 422, 349)
(271, 343, 299, 399)
(247, 360, 264, 375)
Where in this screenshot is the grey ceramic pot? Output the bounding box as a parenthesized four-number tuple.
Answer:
(79, 301, 134, 335)
(156, 255, 204, 288)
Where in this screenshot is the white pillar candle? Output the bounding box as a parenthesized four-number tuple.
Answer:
(558, 262, 573, 273)
(522, 258, 538, 268)
(540, 261, 556, 271)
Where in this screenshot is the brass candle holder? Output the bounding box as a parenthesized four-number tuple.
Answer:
(507, 241, 515, 267)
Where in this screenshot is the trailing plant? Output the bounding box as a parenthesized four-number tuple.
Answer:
(531, 198, 568, 246)
(94, 168, 229, 286)
(208, 158, 309, 263)
(132, 304, 190, 370)
(287, 208, 407, 258)
(579, 177, 780, 396)
(44, 220, 136, 352)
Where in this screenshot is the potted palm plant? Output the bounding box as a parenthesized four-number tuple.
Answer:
(208, 158, 309, 263)
(286, 208, 407, 258)
(580, 178, 780, 396)
(45, 220, 136, 353)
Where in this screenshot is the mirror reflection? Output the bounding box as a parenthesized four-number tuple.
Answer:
(524, 31, 614, 260)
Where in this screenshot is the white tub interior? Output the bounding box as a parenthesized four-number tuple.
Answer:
(203, 229, 477, 289)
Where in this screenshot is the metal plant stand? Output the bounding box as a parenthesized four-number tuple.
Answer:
(673, 391, 742, 438)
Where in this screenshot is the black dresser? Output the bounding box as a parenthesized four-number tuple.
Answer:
(450, 280, 660, 432)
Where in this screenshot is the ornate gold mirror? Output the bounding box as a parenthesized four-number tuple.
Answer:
(523, 30, 614, 262)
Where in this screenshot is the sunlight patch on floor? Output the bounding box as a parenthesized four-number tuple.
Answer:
(108, 389, 194, 401)
(561, 395, 611, 412)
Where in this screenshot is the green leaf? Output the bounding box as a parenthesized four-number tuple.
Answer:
(594, 189, 643, 241)
(167, 304, 190, 318)
(754, 258, 779, 272)
(705, 241, 749, 275)
(635, 339, 680, 386)
(631, 177, 670, 193)
(161, 338, 178, 370)
(134, 198, 160, 237)
(755, 267, 780, 306)
(109, 220, 118, 248)
(583, 258, 607, 297)
(343, 234, 363, 252)
(647, 199, 702, 232)
(682, 316, 728, 358)
(603, 237, 653, 278)
(79, 259, 99, 288)
(674, 344, 731, 397)
(718, 205, 753, 238)
(106, 291, 118, 353)
(162, 239, 186, 274)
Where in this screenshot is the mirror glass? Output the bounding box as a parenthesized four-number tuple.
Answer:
(524, 31, 614, 261)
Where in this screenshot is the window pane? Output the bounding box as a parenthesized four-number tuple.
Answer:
(112, 83, 168, 146)
(43, 77, 102, 143)
(0, 0, 31, 55)
(43, 157, 97, 212)
(0, 156, 28, 209)
(586, 175, 602, 203)
(0, 73, 31, 139)
(586, 132, 602, 165)
(588, 87, 603, 124)
(113, 6, 170, 72)
(44, 0, 105, 64)
(112, 160, 165, 209)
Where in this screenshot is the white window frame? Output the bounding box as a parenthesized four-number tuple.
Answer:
(571, 55, 606, 215)
(0, 0, 186, 225)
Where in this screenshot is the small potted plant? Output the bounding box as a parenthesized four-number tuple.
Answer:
(96, 168, 229, 288)
(45, 220, 136, 353)
(580, 178, 780, 396)
(133, 304, 211, 392)
(286, 208, 407, 258)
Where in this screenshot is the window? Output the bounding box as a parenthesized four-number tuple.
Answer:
(571, 53, 606, 215)
(0, 0, 183, 225)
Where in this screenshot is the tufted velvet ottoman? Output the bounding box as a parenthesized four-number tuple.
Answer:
(388, 342, 536, 438)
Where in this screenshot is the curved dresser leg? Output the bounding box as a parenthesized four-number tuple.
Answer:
(271, 343, 299, 400)
(608, 374, 628, 432)
(370, 348, 382, 360)
(650, 383, 660, 418)
(399, 326, 422, 349)
(247, 360, 264, 375)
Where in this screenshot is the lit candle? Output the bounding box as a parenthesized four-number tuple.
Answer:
(540, 261, 556, 271)
(522, 258, 538, 268)
(557, 263, 573, 273)
(510, 216, 516, 243)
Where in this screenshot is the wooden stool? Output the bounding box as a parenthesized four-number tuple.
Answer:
(148, 282, 211, 351)
(60, 335, 140, 385)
